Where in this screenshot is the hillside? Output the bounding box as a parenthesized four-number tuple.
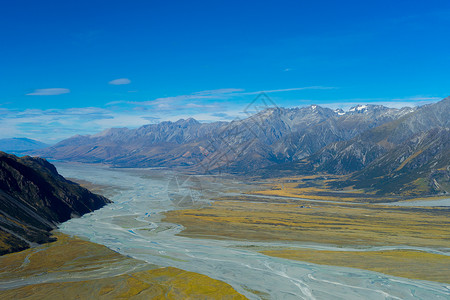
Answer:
(33, 97, 449, 196)
(36, 104, 413, 171)
(341, 127, 450, 195)
(0, 152, 111, 255)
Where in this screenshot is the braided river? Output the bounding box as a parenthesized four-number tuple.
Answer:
(50, 163, 450, 299)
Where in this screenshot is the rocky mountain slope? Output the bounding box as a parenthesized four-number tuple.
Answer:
(305, 97, 449, 174)
(36, 104, 414, 171)
(344, 127, 450, 195)
(275, 97, 450, 195)
(0, 152, 111, 255)
(35, 97, 449, 195)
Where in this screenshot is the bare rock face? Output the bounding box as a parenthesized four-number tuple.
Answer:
(0, 152, 111, 255)
(33, 97, 449, 195)
(35, 104, 412, 171)
(304, 97, 450, 175)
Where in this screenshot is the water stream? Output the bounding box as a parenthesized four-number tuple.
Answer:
(34, 163, 450, 299)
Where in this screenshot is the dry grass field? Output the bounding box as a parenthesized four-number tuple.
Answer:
(164, 180, 450, 283)
(0, 233, 246, 300)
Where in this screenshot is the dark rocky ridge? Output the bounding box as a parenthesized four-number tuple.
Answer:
(0, 152, 111, 255)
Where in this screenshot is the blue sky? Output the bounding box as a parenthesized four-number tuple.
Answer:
(1, 0, 449, 143)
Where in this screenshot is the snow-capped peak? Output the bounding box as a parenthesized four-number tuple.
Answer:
(349, 104, 368, 112)
(334, 108, 345, 115)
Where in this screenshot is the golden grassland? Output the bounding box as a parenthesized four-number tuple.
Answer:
(0, 233, 246, 300)
(164, 200, 449, 248)
(261, 249, 450, 284)
(0, 233, 144, 279)
(253, 187, 377, 202)
(250, 175, 381, 202)
(164, 196, 450, 283)
(250, 175, 448, 202)
(0, 268, 246, 300)
(256, 173, 450, 207)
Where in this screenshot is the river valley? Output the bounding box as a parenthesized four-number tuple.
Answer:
(2, 163, 448, 299)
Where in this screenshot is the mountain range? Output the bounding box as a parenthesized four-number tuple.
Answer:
(35, 96, 450, 196)
(0, 152, 111, 255)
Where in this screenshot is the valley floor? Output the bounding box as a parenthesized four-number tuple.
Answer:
(164, 178, 450, 284)
(3, 165, 448, 299)
(0, 233, 246, 299)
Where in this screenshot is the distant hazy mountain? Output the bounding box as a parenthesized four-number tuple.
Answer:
(0, 138, 49, 154)
(0, 152, 111, 255)
(35, 97, 449, 195)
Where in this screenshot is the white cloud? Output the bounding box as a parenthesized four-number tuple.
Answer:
(109, 78, 131, 85)
(105, 100, 128, 106)
(26, 88, 70, 96)
(319, 95, 444, 110)
(242, 86, 336, 95)
(131, 88, 244, 107)
(131, 87, 334, 108)
(0, 109, 133, 143)
(185, 103, 217, 108)
(193, 88, 244, 95)
(6, 87, 443, 144)
(391, 96, 442, 101)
